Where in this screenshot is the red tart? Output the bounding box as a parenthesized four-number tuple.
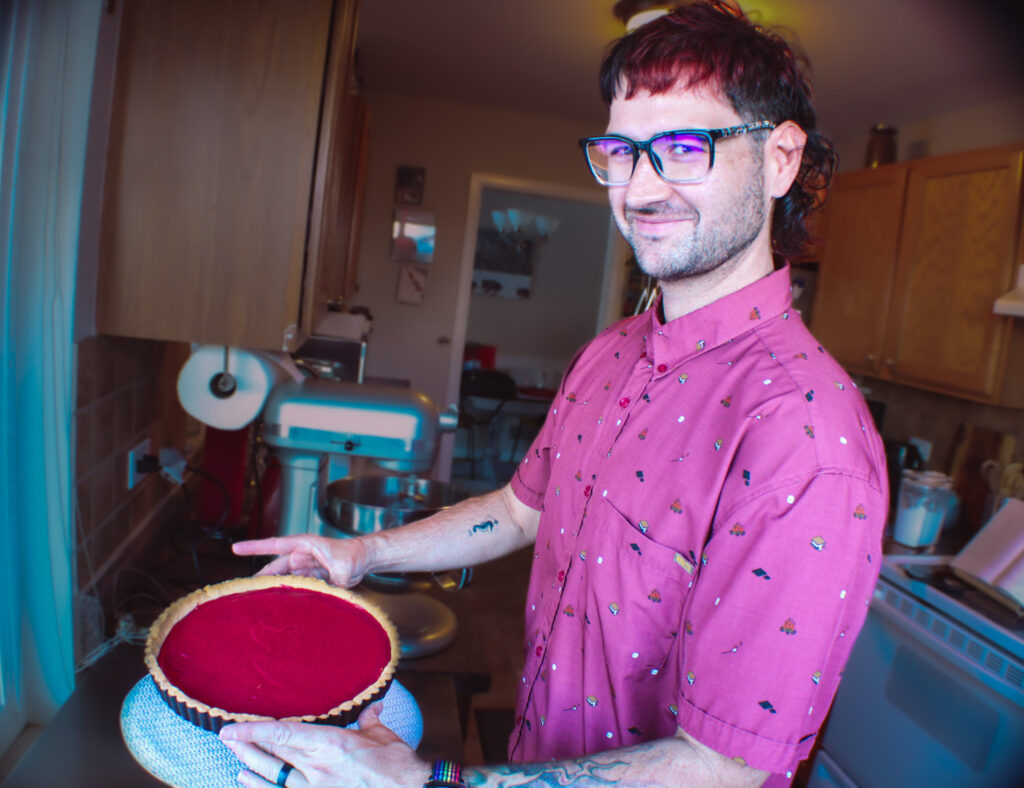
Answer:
(145, 575, 399, 732)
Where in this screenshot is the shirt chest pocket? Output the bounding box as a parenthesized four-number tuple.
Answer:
(571, 497, 694, 679)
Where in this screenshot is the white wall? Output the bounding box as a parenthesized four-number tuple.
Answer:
(467, 188, 610, 384)
(832, 94, 1024, 171)
(352, 92, 608, 408)
(353, 90, 1024, 405)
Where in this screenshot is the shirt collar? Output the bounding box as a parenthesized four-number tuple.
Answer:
(643, 264, 795, 372)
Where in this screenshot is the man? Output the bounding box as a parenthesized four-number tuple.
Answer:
(220, 3, 887, 786)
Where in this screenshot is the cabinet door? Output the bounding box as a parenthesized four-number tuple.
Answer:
(886, 147, 1023, 399)
(97, 0, 334, 349)
(303, 0, 364, 335)
(810, 166, 908, 374)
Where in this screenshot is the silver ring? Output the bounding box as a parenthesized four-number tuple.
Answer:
(276, 762, 294, 786)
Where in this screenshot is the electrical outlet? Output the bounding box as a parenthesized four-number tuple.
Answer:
(126, 438, 151, 489)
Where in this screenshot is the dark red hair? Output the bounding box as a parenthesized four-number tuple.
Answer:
(599, 0, 835, 259)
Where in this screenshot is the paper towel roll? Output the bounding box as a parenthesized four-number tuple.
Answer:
(177, 346, 301, 430)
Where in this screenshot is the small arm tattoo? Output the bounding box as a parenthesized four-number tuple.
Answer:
(469, 519, 496, 536)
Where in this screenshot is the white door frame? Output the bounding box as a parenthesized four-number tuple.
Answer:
(435, 172, 627, 481)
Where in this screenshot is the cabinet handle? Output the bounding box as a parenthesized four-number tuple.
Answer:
(866, 353, 878, 363)
(884, 358, 895, 367)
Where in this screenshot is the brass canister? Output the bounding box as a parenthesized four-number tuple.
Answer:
(865, 124, 898, 168)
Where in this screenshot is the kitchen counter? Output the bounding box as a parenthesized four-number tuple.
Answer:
(1, 644, 466, 788)
(2, 519, 531, 785)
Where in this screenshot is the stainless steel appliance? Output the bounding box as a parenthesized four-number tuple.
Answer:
(259, 377, 464, 658)
(322, 474, 472, 596)
(323, 475, 470, 535)
(808, 556, 1024, 787)
(260, 377, 458, 538)
(319, 472, 473, 658)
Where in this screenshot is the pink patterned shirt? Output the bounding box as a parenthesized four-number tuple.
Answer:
(508, 265, 887, 782)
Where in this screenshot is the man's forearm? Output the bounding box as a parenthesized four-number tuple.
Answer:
(361, 484, 538, 575)
(461, 729, 768, 788)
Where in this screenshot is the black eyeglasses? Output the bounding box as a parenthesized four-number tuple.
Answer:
(579, 121, 776, 186)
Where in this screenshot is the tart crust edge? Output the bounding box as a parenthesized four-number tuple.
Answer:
(144, 574, 400, 727)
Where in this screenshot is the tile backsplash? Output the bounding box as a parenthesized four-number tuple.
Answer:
(73, 336, 199, 620)
(858, 375, 1024, 470)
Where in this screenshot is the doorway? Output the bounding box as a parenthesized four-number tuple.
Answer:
(437, 173, 629, 483)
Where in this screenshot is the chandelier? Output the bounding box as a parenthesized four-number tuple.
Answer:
(612, 0, 680, 30)
(490, 209, 560, 251)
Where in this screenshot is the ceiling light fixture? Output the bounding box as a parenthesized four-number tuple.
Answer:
(490, 209, 561, 251)
(612, 0, 683, 31)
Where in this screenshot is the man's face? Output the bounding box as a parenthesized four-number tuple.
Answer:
(606, 85, 770, 284)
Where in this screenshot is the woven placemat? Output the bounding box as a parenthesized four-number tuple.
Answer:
(121, 676, 422, 788)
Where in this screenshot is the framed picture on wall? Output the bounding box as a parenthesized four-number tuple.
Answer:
(394, 165, 425, 205)
(395, 265, 428, 305)
(391, 208, 435, 263)
(471, 229, 533, 298)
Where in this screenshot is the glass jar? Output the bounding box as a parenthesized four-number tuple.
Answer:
(892, 470, 959, 548)
(864, 124, 898, 168)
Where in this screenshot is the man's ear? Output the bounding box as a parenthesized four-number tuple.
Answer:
(765, 121, 807, 198)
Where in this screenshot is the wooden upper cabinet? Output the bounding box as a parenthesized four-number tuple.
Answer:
(811, 165, 908, 374)
(811, 144, 1024, 406)
(96, 0, 361, 350)
(886, 147, 1023, 399)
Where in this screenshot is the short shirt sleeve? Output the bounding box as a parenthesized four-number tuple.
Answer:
(674, 469, 884, 774)
(510, 414, 554, 510)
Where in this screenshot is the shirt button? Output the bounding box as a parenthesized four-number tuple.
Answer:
(657, 363, 667, 373)
(584, 485, 592, 497)
(619, 397, 630, 408)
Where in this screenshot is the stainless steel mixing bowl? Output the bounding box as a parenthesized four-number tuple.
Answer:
(322, 475, 472, 594)
(323, 475, 470, 534)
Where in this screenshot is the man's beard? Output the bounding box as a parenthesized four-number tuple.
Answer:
(622, 168, 768, 283)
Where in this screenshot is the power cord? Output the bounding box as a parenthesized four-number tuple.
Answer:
(134, 450, 233, 587)
(134, 452, 231, 531)
(75, 612, 149, 673)
(248, 421, 266, 539)
(185, 464, 230, 534)
(76, 450, 245, 673)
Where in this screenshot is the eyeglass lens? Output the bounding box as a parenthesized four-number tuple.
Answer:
(587, 131, 711, 185)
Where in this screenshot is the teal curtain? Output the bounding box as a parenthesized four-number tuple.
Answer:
(0, 0, 101, 748)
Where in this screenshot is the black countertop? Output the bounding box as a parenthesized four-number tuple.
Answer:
(3, 530, 533, 787)
(2, 644, 466, 788)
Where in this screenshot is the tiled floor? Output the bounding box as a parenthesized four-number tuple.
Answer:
(449, 546, 530, 766)
(449, 469, 529, 765)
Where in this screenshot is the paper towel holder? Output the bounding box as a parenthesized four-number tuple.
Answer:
(207, 346, 239, 398)
(209, 371, 237, 398)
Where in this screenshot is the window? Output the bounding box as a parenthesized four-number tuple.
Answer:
(0, 0, 87, 756)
